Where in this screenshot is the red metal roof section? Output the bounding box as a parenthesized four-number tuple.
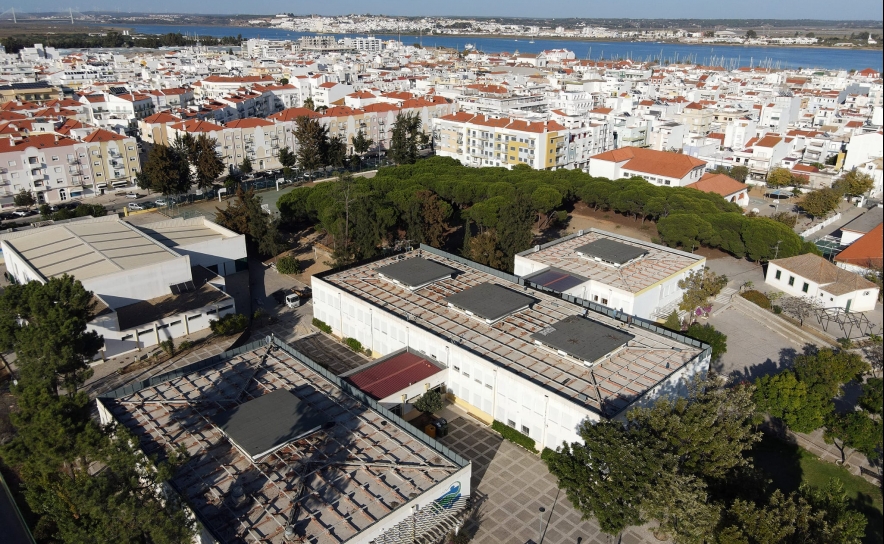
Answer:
(346, 352, 443, 400)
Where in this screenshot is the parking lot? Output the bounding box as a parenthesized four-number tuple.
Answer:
(437, 413, 657, 544)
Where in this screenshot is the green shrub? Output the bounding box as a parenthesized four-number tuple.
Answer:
(540, 447, 557, 463)
(741, 290, 771, 310)
(178, 340, 193, 351)
(276, 255, 301, 275)
(344, 337, 363, 352)
(492, 420, 537, 453)
(312, 318, 332, 333)
(159, 338, 175, 356)
(413, 389, 445, 413)
(209, 313, 248, 336)
(772, 305, 783, 314)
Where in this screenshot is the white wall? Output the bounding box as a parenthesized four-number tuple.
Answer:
(81, 255, 192, 309)
(312, 276, 597, 451)
(765, 263, 878, 312)
(587, 158, 620, 179)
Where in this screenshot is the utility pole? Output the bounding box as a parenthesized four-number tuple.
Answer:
(773, 239, 783, 260)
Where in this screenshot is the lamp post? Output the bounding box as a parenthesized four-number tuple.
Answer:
(538, 506, 546, 543)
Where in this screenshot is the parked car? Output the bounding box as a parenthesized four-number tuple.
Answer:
(126, 192, 138, 199)
(12, 210, 28, 217)
(154, 198, 168, 207)
(127, 203, 144, 211)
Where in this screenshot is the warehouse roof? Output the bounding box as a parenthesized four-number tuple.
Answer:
(136, 217, 239, 248)
(376, 257, 458, 289)
(318, 248, 707, 418)
(0, 216, 178, 281)
(443, 282, 535, 323)
(98, 339, 467, 544)
(517, 230, 703, 294)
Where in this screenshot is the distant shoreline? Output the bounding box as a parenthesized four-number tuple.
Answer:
(370, 31, 882, 51)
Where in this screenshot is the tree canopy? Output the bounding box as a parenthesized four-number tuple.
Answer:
(136, 140, 192, 196)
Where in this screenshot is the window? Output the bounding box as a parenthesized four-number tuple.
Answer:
(187, 314, 201, 320)
(51, 156, 59, 161)
(788, 276, 795, 286)
(453, 365, 460, 372)
(802, 282, 809, 293)
(507, 419, 516, 428)
(601, 298, 609, 305)
(521, 425, 530, 436)
(775, 270, 781, 280)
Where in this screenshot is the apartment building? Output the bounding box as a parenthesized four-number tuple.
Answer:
(733, 134, 790, 182)
(0, 130, 140, 206)
(433, 112, 605, 170)
(192, 75, 277, 102)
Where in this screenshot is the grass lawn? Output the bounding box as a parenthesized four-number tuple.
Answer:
(752, 434, 882, 544)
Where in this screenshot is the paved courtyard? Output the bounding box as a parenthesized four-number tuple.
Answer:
(438, 414, 657, 544)
(290, 333, 371, 375)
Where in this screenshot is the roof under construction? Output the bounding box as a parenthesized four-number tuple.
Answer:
(211, 389, 330, 460)
(98, 339, 468, 544)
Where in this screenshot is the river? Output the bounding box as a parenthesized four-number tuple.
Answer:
(124, 24, 883, 72)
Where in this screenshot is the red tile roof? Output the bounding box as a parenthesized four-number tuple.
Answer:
(835, 223, 883, 269)
(591, 147, 706, 179)
(143, 112, 182, 124)
(687, 173, 748, 197)
(84, 128, 126, 142)
(268, 107, 322, 122)
(345, 352, 443, 400)
(225, 118, 275, 129)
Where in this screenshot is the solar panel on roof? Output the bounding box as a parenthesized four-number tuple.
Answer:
(524, 267, 588, 292)
(575, 238, 647, 266)
(169, 281, 195, 294)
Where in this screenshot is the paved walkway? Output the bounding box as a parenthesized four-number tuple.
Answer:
(436, 405, 658, 544)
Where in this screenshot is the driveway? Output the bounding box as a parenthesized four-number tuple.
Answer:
(437, 415, 657, 544)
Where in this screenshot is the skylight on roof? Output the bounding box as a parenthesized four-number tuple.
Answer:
(575, 238, 648, 267)
(531, 315, 634, 365)
(376, 257, 458, 289)
(210, 389, 329, 460)
(443, 282, 534, 323)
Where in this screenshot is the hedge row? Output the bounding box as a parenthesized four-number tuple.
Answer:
(491, 420, 538, 453)
(741, 290, 772, 310)
(312, 317, 332, 333)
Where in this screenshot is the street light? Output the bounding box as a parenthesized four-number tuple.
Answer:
(538, 506, 546, 543)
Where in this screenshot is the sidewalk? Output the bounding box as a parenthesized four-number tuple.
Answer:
(765, 419, 882, 485)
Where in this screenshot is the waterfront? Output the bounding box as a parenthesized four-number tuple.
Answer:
(126, 24, 883, 71)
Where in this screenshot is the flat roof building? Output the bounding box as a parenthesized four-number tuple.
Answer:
(0, 215, 247, 357)
(515, 229, 706, 320)
(312, 246, 710, 451)
(97, 337, 471, 544)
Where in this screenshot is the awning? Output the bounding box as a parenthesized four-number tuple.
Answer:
(112, 180, 130, 187)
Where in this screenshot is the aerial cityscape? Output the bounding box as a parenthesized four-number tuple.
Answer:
(0, 5, 881, 544)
